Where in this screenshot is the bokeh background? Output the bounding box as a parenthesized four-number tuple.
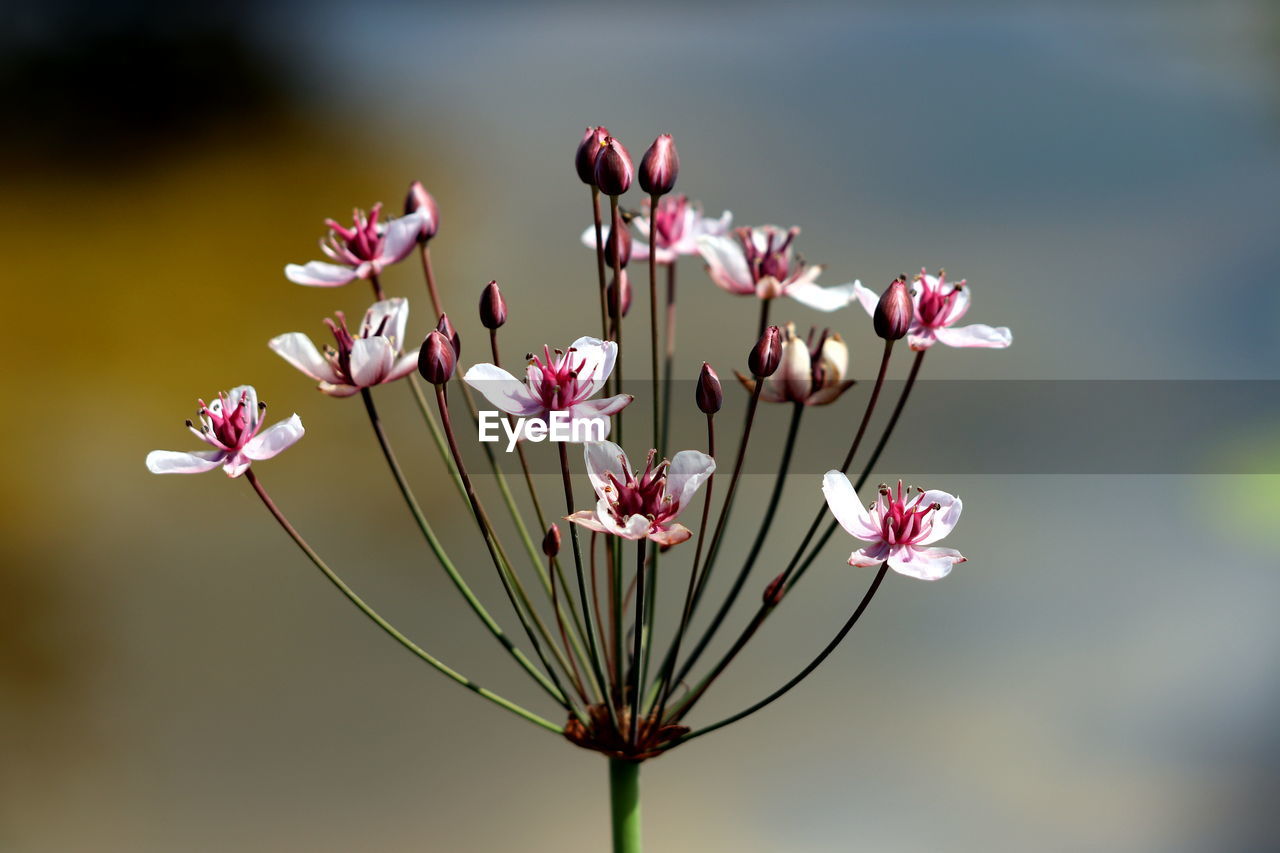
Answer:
(4, 1, 1280, 850)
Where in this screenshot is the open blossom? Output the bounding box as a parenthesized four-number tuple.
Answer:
(146, 386, 304, 478)
(284, 203, 424, 287)
(853, 269, 1012, 351)
(580, 195, 731, 264)
(697, 225, 859, 311)
(269, 298, 419, 397)
(822, 472, 965, 581)
(567, 442, 715, 546)
(463, 337, 632, 440)
(737, 323, 854, 406)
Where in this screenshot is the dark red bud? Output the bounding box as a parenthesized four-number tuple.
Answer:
(696, 362, 723, 414)
(639, 133, 679, 196)
(604, 209, 632, 268)
(404, 180, 439, 241)
(479, 280, 507, 330)
(748, 325, 783, 377)
(762, 572, 786, 606)
(418, 330, 456, 385)
(874, 278, 913, 341)
(542, 524, 561, 558)
(435, 313, 461, 358)
(593, 136, 633, 196)
(607, 269, 632, 318)
(575, 126, 609, 185)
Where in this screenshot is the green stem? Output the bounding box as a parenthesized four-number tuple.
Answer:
(609, 759, 643, 853)
(243, 469, 561, 734)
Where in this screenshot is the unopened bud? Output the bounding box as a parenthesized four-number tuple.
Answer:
(479, 280, 507, 330)
(418, 330, 456, 385)
(748, 325, 783, 377)
(542, 524, 561, 558)
(695, 362, 723, 414)
(607, 269, 632, 318)
(575, 126, 609, 185)
(873, 277, 913, 341)
(593, 136, 633, 196)
(763, 572, 786, 606)
(435, 313, 461, 357)
(639, 133, 679, 196)
(604, 209, 632, 268)
(404, 180, 439, 242)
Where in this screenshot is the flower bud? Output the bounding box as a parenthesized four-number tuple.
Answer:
(607, 269, 632, 318)
(479, 280, 507, 330)
(418, 330, 456, 385)
(604, 209, 632, 268)
(542, 524, 561, 558)
(575, 126, 609, 185)
(404, 180, 439, 242)
(873, 277, 913, 341)
(762, 572, 786, 606)
(435, 313, 461, 358)
(639, 133, 679, 196)
(695, 362, 723, 414)
(748, 325, 783, 377)
(593, 136, 633, 196)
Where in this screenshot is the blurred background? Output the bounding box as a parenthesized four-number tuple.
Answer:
(4, 0, 1279, 850)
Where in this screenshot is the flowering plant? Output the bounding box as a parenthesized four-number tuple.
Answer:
(147, 128, 1010, 852)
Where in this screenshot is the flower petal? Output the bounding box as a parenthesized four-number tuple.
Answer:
(851, 281, 880, 316)
(697, 234, 753, 294)
(317, 382, 362, 397)
(933, 324, 1012, 349)
(785, 280, 858, 312)
(649, 524, 692, 547)
(464, 363, 544, 416)
(243, 414, 305, 460)
(583, 441, 629, 500)
(917, 491, 963, 545)
(664, 450, 715, 512)
(363, 297, 409, 348)
(221, 452, 253, 478)
(571, 394, 632, 418)
(822, 470, 879, 540)
(146, 449, 226, 474)
(285, 261, 358, 287)
(566, 509, 609, 534)
(887, 545, 964, 581)
(350, 337, 395, 387)
(379, 213, 423, 265)
(566, 337, 617, 396)
(269, 333, 340, 384)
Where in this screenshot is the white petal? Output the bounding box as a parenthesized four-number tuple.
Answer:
(379, 213, 423, 265)
(570, 394, 631, 418)
(603, 511, 651, 540)
(386, 351, 419, 383)
(580, 223, 603, 250)
(785, 280, 858, 312)
(566, 337, 618, 395)
(696, 235, 753, 294)
(822, 470, 879, 540)
(363, 297, 409, 348)
(243, 414, 305, 461)
(583, 441, 629, 500)
(851, 281, 880, 317)
(269, 333, 340, 383)
(664, 450, 716, 512)
(887, 545, 964, 581)
(917, 491, 963, 545)
(146, 449, 226, 474)
(285, 261, 358, 287)
(317, 382, 362, 398)
(464, 363, 544, 416)
(350, 337, 395, 387)
(933, 324, 1012, 348)
(221, 452, 253, 478)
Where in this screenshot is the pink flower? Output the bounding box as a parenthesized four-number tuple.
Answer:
(822, 472, 965, 581)
(736, 323, 855, 406)
(853, 269, 1012, 351)
(567, 442, 715, 546)
(579, 195, 731, 264)
(146, 386, 304, 478)
(284, 203, 424, 287)
(269, 298, 419, 397)
(696, 225, 860, 311)
(463, 336, 632, 440)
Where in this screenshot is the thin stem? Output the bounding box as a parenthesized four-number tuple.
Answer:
(418, 244, 443, 318)
(358, 387, 554, 697)
(608, 758, 643, 853)
(368, 272, 386, 301)
(676, 564, 889, 744)
(405, 374, 468, 504)
(647, 193, 661, 450)
(629, 538, 648, 743)
(590, 532, 615, 678)
(592, 186, 609, 340)
(550, 548, 588, 701)
(243, 469, 561, 734)
(608, 194, 625, 446)
(431, 384, 572, 709)
(659, 261, 677, 457)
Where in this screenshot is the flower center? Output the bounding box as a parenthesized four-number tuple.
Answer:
(876, 481, 939, 546)
(738, 226, 799, 284)
(915, 272, 961, 328)
(323, 204, 386, 265)
(651, 195, 688, 246)
(603, 451, 674, 525)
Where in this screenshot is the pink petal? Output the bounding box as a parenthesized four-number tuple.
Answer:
(285, 261, 358, 287)
(243, 414, 305, 461)
(887, 545, 964, 581)
(146, 449, 226, 475)
(566, 509, 609, 534)
(649, 524, 692, 547)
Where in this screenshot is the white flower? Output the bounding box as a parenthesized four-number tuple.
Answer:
(146, 386, 304, 478)
(269, 298, 419, 397)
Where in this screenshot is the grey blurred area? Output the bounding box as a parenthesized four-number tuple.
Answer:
(4, 1, 1279, 851)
